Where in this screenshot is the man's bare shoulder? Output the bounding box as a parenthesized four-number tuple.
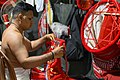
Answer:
(2, 27, 23, 44)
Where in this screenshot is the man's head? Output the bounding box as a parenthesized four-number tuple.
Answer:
(12, 1, 36, 30)
(12, 1, 36, 18)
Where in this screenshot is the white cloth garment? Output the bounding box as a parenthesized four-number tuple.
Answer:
(5, 68, 30, 80)
(35, 0, 44, 12)
(50, 22, 69, 38)
(26, 0, 44, 12)
(26, 0, 34, 7)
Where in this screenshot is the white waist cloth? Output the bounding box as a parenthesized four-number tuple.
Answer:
(5, 68, 30, 80)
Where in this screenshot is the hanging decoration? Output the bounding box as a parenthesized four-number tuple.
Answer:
(76, 0, 94, 10)
(38, 0, 53, 37)
(0, 0, 17, 28)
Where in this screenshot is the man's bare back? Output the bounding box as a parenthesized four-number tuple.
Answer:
(1, 24, 27, 67)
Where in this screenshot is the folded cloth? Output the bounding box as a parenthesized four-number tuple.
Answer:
(5, 68, 30, 80)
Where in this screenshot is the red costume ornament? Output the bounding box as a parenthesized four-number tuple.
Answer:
(81, 0, 120, 79)
(81, 0, 120, 60)
(76, 0, 94, 10)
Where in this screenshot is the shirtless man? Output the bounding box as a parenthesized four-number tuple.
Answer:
(0, 1, 65, 80)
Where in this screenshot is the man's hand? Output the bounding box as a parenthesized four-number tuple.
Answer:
(44, 33, 56, 41)
(52, 45, 65, 59)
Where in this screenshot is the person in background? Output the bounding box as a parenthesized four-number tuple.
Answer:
(0, 1, 65, 80)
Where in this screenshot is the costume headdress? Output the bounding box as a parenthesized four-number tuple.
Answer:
(81, 0, 120, 60)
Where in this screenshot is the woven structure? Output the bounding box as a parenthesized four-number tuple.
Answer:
(81, 0, 120, 60)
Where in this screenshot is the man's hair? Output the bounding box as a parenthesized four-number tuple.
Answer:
(12, 1, 37, 19)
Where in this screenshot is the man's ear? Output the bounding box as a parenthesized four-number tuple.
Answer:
(17, 13, 23, 20)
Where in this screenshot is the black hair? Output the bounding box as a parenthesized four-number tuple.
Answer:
(12, 1, 37, 18)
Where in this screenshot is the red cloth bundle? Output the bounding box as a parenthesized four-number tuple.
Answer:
(31, 38, 75, 80)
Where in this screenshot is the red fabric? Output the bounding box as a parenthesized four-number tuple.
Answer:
(45, 39, 74, 80)
(0, 0, 6, 8)
(93, 56, 120, 80)
(30, 67, 46, 80)
(46, 58, 74, 80)
(38, 6, 49, 37)
(0, 0, 17, 8)
(101, 0, 118, 2)
(31, 38, 75, 80)
(2, 14, 10, 28)
(98, 7, 118, 49)
(117, 39, 120, 48)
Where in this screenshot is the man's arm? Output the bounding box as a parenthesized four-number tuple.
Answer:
(8, 33, 54, 69)
(24, 33, 55, 52)
(8, 33, 64, 69)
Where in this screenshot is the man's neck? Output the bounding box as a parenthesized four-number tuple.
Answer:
(11, 22, 24, 35)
